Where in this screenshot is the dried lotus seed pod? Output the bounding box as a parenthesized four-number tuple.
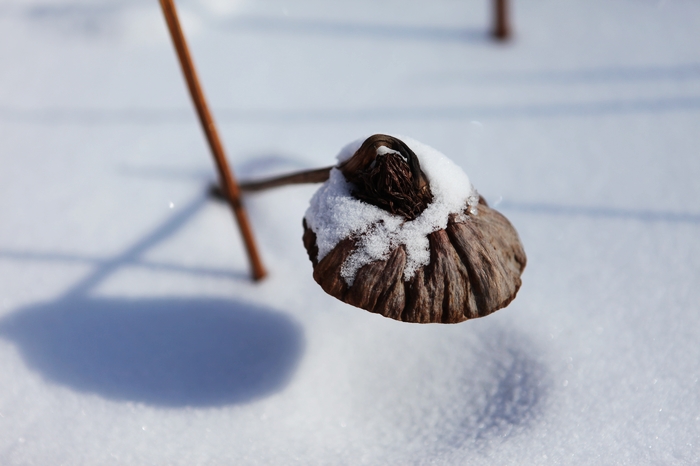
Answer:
(303, 134, 526, 324)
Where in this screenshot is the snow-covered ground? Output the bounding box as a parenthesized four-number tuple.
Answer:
(1, 0, 699, 464)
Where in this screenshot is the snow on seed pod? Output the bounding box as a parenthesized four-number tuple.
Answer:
(302, 134, 526, 323)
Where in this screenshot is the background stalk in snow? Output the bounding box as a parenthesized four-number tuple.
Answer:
(492, 0, 511, 41)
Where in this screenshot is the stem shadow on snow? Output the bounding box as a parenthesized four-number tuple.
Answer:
(0, 296, 305, 407)
(349, 325, 549, 458)
(464, 331, 548, 445)
(424, 328, 549, 459)
(3, 96, 700, 126)
(436, 330, 549, 450)
(221, 16, 487, 44)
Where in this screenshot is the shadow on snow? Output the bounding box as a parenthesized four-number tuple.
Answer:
(439, 328, 548, 450)
(0, 296, 305, 407)
(499, 201, 700, 225)
(0, 192, 305, 408)
(2, 96, 700, 126)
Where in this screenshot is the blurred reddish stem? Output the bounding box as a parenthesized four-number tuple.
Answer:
(492, 0, 511, 41)
(159, 0, 267, 281)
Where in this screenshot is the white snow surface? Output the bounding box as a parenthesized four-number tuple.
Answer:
(1, 0, 700, 465)
(305, 135, 477, 284)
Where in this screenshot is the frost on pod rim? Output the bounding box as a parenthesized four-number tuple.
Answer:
(302, 134, 526, 324)
(305, 135, 479, 284)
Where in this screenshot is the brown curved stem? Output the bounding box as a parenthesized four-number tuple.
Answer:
(239, 166, 333, 192)
(160, 0, 267, 281)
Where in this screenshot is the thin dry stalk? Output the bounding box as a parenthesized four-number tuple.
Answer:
(239, 167, 333, 192)
(159, 0, 266, 281)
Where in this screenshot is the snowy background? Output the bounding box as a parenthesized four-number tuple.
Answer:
(1, 0, 700, 464)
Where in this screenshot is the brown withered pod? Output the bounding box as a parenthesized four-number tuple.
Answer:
(300, 134, 526, 324)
